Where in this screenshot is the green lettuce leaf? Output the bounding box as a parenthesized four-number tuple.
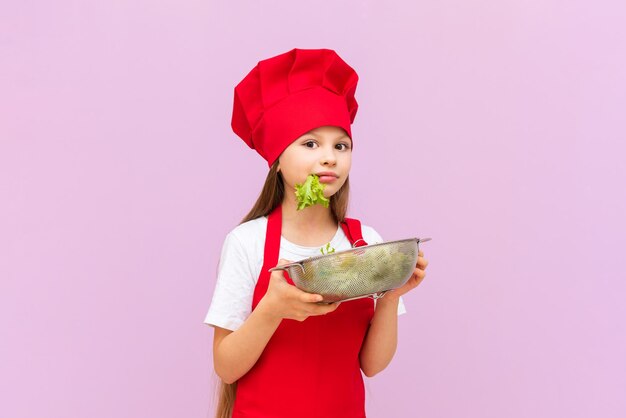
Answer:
(294, 174, 330, 210)
(320, 242, 336, 255)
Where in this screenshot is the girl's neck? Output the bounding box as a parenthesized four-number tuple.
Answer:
(279, 195, 337, 244)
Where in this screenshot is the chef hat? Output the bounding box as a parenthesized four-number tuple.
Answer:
(231, 48, 359, 168)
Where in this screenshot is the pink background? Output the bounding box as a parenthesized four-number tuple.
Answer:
(2, 1, 625, 417)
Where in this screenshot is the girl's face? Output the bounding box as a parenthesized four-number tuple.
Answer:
(277, 125, 352, 198)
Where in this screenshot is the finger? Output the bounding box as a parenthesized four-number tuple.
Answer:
(300, 292, 323, 303)
(413, 267, 426, 279)
(417, 257, 428, 269)
(313, 302, 341, 315)
(270, 269, 287, 281)
(325, 302, 341, 313)
(276, 258, 293, 267)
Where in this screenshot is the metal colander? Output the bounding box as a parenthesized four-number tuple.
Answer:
(268, 237, 431, 303)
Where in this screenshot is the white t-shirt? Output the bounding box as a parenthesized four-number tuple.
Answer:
(204, 216, 407, 331)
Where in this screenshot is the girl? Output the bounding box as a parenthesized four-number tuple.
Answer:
(204, 48, 429, 418)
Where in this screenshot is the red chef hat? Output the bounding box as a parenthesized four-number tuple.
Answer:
(231, 48, 359, 168)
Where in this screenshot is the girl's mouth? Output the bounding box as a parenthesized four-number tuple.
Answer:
(318, 176, 337, 183)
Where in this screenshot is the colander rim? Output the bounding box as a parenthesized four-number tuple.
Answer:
(278, 236, 430, 268)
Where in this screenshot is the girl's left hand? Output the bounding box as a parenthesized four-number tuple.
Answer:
(382, 250, 429, 301)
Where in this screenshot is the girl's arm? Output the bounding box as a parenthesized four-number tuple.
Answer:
(359, 250, 429, 377)
(358, 296, 399, 377)
(213, 261, 341, 384)
(212, 299, 282, 384)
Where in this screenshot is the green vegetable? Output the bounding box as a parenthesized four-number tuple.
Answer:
(320, 242, 336, 255)
(313, 246, 416, 298)
(295, 174, 330, 211)
(337, 252, 357, 269)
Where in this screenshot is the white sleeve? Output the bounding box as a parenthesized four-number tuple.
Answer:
(364, 225, 407, 316)
(203, 232, 257, 331)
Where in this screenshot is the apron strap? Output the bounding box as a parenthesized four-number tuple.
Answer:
(263, 204, 282, 274)
(340, 218, 368, 247)
(252, 204, 284, 310)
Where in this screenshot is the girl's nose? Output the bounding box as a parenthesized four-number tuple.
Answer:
(321, 155, 337, 166)
(321, 148, 337, 166)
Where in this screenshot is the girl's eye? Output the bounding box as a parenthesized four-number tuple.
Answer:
(303, 140, 351, 151)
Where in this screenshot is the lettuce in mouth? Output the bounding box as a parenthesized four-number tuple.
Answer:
(295, 174, 330, 210)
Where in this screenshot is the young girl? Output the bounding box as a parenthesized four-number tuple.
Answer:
(204, 48, 429, 418)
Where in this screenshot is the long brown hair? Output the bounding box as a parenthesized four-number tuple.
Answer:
(213, 159, 351, 418)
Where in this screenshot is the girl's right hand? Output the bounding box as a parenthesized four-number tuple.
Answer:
(260, 259, 341, 322)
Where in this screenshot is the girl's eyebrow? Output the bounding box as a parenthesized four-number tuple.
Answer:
(308, 132, 349, 141)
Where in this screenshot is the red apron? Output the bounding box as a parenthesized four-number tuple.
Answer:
(233, 204, 375, 418)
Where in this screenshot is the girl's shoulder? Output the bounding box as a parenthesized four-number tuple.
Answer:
(229, 216, 268, 240)
(221, 216, 269, 259)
